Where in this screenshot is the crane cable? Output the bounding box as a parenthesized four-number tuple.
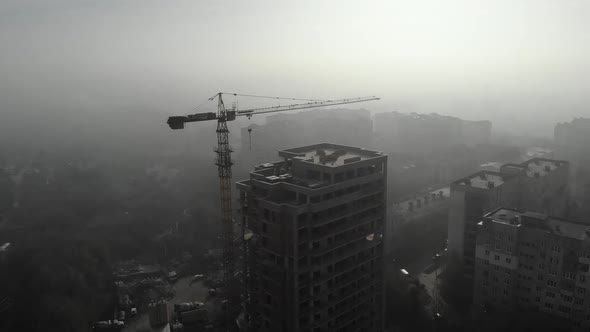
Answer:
(188, 98, 214, 113)
(186, 93, 328, 114)
(221, 92, 329, 102)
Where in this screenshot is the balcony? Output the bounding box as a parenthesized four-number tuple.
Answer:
(299, 287, 379, 330)
(298, 269, 378, 303)
(306, 187, 384, 214)
(333, 305, 374, 331)
(309, 230, 375, 259)
(308, 214, 379, 242)
(298, 251, 381, 287)
(298, 200, 383, 229)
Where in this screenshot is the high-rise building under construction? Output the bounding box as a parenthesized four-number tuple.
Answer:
(237, 143, 387, 332)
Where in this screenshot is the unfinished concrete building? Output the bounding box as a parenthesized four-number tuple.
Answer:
(237, 143, 387, 332)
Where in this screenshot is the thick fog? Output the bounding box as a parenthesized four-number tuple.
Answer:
(3, 2, 590, 331)
(1, 0, 589, 144)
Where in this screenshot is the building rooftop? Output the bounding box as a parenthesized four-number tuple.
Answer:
(485, 208, 590, 240)
(453, 171, 505, 190)
(453, 157, 567, 190)
(521, 158, 566, 178)
(279, 143, 384, 167)
(479, 162, 503, 171)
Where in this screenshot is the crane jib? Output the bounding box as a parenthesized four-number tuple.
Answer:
(235, 96, 380, 117)
(167, 96, 379, 129)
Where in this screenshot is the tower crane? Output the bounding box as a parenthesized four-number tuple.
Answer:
(166, 92, 380, 302)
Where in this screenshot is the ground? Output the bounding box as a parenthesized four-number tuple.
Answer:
(392, 248, 447, 317)
(122, 276, 208, 332)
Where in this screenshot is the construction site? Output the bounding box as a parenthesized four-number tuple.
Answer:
(166, 93, 383, 331)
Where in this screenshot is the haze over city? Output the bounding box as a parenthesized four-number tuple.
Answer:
(1, 1, 590, 332)
(2, 0, 589, 137)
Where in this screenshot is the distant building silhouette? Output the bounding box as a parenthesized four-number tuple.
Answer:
(374, 111, 491, 155)
(554, 118, 590, 220)
(555, 117, 590, 149)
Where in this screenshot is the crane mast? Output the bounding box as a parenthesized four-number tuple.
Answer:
(214, 94, 236, 285)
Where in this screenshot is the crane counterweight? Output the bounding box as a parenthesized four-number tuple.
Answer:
(167, 116, 187, 129)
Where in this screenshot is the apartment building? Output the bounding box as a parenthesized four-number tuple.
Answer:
(236, 143, 387, 332)
(447, 158, 569, 275)
(473, 207, 590, 330)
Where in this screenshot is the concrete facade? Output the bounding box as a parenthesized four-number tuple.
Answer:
(237, 143, 387, 332)
(447, 158, 569, 275)
(473, 208, 590, 330)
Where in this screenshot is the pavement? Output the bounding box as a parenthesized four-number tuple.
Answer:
(394, 251, 445, 304)
(418, 265, 443, 297)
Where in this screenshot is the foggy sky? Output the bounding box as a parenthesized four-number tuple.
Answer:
(1, 0, 589, 136)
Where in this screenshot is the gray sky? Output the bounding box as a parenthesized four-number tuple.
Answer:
(1, 0, 589, 134)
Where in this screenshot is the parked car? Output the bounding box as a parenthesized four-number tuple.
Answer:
(400, 268, 410, 278)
